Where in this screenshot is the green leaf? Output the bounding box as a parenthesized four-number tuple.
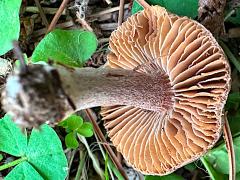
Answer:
(0, 154, 3, 162)
(184, 163, 196, 171)
(0, 0, 21, 55)
(5, 162, 43, 180)
(225, 93, 240, 136)
(200, 157, 227, 180)
(0, 115, 27, 157)
(204, 136, 240, 175)
(225, 92, 240, 111)
(25, 124, 68, 179)
(237, 172, 240, 179)
(145, 173, 184, 180)
(132, 0, 198, 18)
(77, 122, 94, 137)
(228, 112, 240, 137)
(59, 114, 83, 131)
(107, 159, 124, 180)
(32, 29, 98, 67)
(0, 116, 67, 179)
(105, 153, 109, 180)
(65, 132, 79, 149)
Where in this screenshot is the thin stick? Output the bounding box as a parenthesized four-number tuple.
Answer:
(76, 12, 93, 32)
(33, 20, 74, 38)
(12, 41, 28, 73)
(118, 0, 125, 26)
(46, 0, 70, 34)
(84, 109, 128, 180)
(135, 0, 151, 9)
(89, 4, 129, 18)
(34, 0, 49, 28)
(223, 113, 236, 180)
(26, 6, 66, 15)
(104, 0, 112, 5)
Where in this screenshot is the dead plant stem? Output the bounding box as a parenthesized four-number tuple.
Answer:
(34, 0, 49, 28)
(46, 0, 70, 34)
(118, 0, 125, 26)
(223, 113, 236, 180)
(84, 109, 128, 180)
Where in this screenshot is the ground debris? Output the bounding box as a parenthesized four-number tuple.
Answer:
(198, 0, 226, 36)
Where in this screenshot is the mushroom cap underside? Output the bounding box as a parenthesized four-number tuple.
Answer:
(101, 6, 231, 175)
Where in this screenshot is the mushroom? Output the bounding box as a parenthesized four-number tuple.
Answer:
(2, 6, 231, 175)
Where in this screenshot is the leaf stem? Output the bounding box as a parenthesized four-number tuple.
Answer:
(200, 157, 217, 180)
(0, 156, 27, 171)
(75, 150, 87, 180)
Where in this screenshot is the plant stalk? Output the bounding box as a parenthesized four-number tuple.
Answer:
(0, 156, 27, 171)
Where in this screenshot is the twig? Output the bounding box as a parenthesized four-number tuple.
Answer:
(84, 109, 128, 180)
(118, 0, 125, 26)
(223, 113, 236, 180)
(76, 12, 93, 32)
(103, 0, 112, 5)
(135, 0, 151, 9)
(117, 152, 122, 164)
(34, 0, 49, 28)
(99, 38, 110, 44)
(89, 4, 129, 18)
(12, 41, 28, 73)
(46, 0, 70, 34)
(33, 20, 74, 38)
(99, 23, 118, 30)
(26, 6, 66, 15)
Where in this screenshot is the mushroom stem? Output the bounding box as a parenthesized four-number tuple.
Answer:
(2, 64, 173, 126)
(58, 65, 173, 112)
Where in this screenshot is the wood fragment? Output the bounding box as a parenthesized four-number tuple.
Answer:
(99, 23, 118, 30)
(198, 0, 226, 36)
(103, 0, 112, 5)
(228, 28, 240, 38)
(99, 38, 109, 44)
(223, 113, 236, 180)
(34, 0, 49, 28)
(89, 4, 129, 18)
(25, 6, 66, 15)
